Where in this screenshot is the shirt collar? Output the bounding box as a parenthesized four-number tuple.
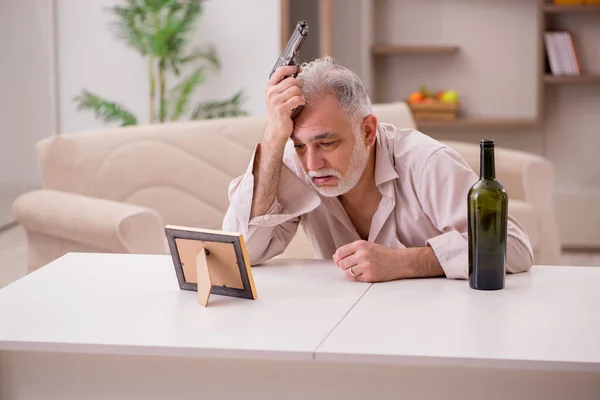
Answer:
(374, 129, 399, 187)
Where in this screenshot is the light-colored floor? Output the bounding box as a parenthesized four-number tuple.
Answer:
(0, 183, 33, 227)
(0, 224, 28, 288)
(0, 188, 18, 227)
(1, 224, 600, 289)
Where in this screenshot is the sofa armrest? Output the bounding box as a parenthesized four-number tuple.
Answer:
(487, 150, 561, 265)
(520, 156, 562, 265)
(13, 189, 169, 256)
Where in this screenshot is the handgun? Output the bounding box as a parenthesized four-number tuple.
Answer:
(269, 20, 309, 119)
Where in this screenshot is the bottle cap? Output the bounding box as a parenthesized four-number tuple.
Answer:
(480, 139, 494, 149)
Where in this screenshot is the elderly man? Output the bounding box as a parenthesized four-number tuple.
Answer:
(222, 56, 533, 282)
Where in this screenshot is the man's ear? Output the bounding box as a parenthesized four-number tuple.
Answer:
(361, 114, 378, 146)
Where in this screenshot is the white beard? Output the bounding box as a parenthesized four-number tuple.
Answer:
(304, 130, 370, 197)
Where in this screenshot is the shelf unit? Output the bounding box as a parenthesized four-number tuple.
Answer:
(544, 74, 600, 84)
(280, 0, 599, 131)
(539, 1, 600, 124)
(371, 45, 459, 56)
(416, 118, 538, 131)
(365, 1, 548, 130)
(543, 4, 600, 13)
(364, 1, 549, 130)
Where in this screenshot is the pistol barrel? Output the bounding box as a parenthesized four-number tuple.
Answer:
(270, 20, 309, 79)
(282, 21, 308, 60)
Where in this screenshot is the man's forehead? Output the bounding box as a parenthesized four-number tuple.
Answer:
(293, 96, 345, 125)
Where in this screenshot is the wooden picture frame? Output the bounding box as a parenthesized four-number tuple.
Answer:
(164, 225, 258, 306)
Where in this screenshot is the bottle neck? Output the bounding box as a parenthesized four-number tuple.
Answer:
(480, 147, 496, 180)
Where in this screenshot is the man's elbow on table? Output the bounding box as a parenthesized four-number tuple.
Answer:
(506, 235, 534, 274)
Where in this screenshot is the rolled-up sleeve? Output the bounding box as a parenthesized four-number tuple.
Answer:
(419, 147, 534, 280)
(222, 144, 321, 264)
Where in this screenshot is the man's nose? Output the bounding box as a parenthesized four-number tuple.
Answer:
(306, 148, 325, 171)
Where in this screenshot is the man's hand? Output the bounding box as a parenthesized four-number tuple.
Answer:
(250, 65, 305, 220)
(264, 65, 305, 141)
(332, 241, 446, 282)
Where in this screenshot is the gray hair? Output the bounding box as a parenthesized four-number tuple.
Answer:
(297, 56, 373, 128)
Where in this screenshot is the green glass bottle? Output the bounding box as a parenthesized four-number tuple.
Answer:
(468, 139, 508, 290)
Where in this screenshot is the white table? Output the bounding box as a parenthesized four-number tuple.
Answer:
(317, 266, 600, 399)
(0, 253, 599, 399)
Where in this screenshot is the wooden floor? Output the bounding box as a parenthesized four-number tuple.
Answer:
(1, 225, 600, 289)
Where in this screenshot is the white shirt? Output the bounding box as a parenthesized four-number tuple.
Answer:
(222, 124, 534, 279)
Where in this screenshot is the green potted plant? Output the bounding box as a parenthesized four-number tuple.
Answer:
(74, 0, 248, 126)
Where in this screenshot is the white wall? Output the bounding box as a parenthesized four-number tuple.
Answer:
(56, 0, 281, 134)
(0, 0, 56, 226)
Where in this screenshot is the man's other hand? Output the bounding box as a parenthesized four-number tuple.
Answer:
(333, 241, 445, 282)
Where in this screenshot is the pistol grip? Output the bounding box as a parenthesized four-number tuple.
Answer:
(283, 64, 301, 80)
(292, 63, 300, 78)
(289, 62, 302, 118)
(290, 104, 304, 119)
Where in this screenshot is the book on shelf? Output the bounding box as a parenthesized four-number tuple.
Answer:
(544, 31, 581, 76)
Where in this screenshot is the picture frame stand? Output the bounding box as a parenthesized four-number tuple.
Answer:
(194, 242, 212, 306)
(165, 225, 258, 307)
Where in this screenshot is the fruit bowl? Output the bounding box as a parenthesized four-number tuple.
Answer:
(407, 86, 460, 121)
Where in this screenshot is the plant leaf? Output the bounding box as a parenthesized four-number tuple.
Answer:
(168, 45, 219, 77)
(169, 0, 203, 41)
(107, 2, 153, 56)
(168, 67, 206, 121)
(190, 89, 249, 120)
(182, 44, 219, 67)
(73, 90, 138, 126)
(149, 0, 204, 73)
(159, 98, 169, 123)
(143, 0, 168, 12)
(82, 0, 242, 125)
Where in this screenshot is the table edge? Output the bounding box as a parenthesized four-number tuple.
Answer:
(313, 351, 600, 373)
(0, 340, 314, 362)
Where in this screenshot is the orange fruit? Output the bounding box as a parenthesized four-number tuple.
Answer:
(409, 91, 424, 103)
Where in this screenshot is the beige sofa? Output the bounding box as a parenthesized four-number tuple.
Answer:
(13, 102, 561, 273)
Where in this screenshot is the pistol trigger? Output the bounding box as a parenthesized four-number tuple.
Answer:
(294, 64, 300, 78)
